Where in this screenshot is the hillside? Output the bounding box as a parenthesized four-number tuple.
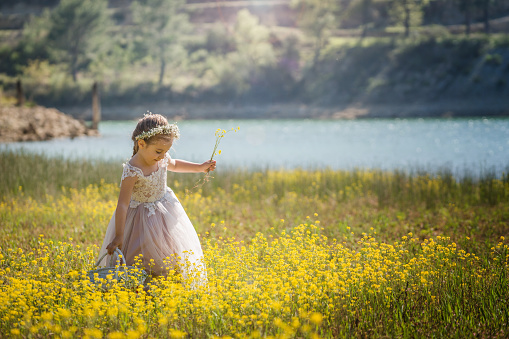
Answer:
(57, 36, 509, 120)
(1, 1, 509, 119)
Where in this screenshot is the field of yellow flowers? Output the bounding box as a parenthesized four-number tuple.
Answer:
(1, 151, 508, 338)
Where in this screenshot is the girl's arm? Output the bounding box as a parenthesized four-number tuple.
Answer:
(167, 157, 216, 173)
(106, 175, 137, 255)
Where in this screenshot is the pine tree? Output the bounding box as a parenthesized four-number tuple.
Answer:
(46, 0, 110, 81)
(390, 0, 430, 37)
(291, 0, 339, 67)
(131, 0, 191, 86)
(457, 0, 474, 36)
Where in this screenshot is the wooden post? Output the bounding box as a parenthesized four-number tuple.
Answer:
(16, 79, 24, 107)
(92, 81, 101, 130)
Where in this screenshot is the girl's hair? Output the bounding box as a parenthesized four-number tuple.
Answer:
(132, 114, 176, 156)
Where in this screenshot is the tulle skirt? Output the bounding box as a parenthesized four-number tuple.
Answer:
(97, 188, 206, 283)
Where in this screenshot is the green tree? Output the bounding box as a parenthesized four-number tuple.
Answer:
(457, 0, 499, 36)
(478, 0, 498, 34)
(361, 0, 374, 37)
(457, 0, 474, 36)
(233, 9, 276, 69)
(291, 0, 338, 67)
(131, 0, 191, 86)
(343, 0, 390, 37)
(2, 9, 54, 76)
(390, 0, 430, 37)
(201, 10, 276, 97)
(45, 0, 111, 82)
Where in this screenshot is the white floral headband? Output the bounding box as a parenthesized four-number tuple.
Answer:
(135, 124, 180, 141)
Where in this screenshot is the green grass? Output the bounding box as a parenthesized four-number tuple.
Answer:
(0, 150, 121, 198)
(1, 149, 508, 251)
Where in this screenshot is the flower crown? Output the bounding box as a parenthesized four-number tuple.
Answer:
(135, 124, 180, 141)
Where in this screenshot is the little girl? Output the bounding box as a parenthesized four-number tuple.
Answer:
(97, 113, 215, 281)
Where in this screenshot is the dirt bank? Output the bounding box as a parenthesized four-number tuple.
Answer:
(0, 105, 98, 142)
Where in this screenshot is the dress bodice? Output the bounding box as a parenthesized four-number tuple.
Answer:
(121, 153, 178, 216)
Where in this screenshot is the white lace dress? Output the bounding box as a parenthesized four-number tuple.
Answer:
(97, 153, 206, 281)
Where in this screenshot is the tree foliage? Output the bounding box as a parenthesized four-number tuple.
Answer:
(457, 0, 475, 35)
(291, 0, 339, 65)
(201, 10, 277, 98)
(131, 0, 191, 86)
(233, 9, 276, 69)
(460, 0, 499, 35)
(44, 0, 111, 82)
(389, 0, 431, 37)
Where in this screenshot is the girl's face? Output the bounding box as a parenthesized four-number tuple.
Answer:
(138, 138, 172, 165)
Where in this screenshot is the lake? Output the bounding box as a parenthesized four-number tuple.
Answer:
(2, 118, 509, 176)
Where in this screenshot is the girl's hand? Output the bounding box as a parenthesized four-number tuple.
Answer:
(202, 160, 216, 173)
(106, 235, 123, 255)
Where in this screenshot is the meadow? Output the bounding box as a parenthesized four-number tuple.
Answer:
(0, 150, 508, 338)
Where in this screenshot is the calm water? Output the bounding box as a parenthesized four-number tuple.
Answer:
(2, 118, 509, 176)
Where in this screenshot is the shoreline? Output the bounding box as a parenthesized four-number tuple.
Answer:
(60, 99, 509, 121)
(2, 99, 507, 143)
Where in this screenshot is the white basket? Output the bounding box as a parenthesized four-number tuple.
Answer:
(86, 249, 148, 289)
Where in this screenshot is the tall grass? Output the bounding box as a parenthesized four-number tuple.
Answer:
(1, 150, 508, 249)
(0, 150, 120, 198)
(1, 150, 508, 208)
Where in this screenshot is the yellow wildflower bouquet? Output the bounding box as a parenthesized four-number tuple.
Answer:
(187, 126, 240, 193)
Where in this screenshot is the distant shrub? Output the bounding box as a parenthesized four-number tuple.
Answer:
(20, 60, 92, 106)
(491, 34, 509, 48)
(205, 23, 234, 54)
(484, 53, 503, 66)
